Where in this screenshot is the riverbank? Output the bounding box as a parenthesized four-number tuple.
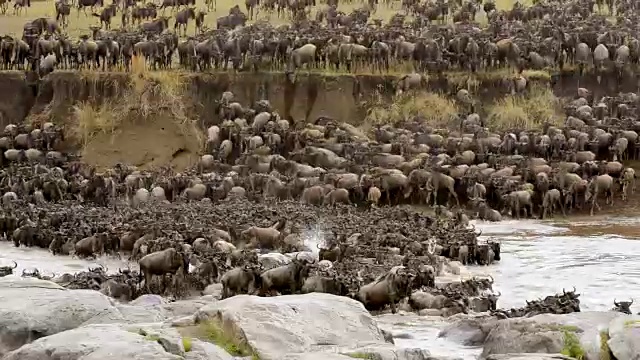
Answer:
(1, 68, 633, 129)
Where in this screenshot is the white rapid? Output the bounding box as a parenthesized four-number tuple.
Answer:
(1, 217, 639, 360)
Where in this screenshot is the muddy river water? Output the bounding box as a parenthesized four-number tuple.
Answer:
(1, 218, 639, 359)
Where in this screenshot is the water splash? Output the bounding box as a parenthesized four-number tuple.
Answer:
(301, 222, 326, 255)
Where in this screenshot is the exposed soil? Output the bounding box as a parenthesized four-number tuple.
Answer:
(81, 116, 200, 171)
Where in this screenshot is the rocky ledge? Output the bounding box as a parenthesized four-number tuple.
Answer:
(439, 311, 640, 360)
(2, 276, 638, 360)
(0, 277, 426, 360)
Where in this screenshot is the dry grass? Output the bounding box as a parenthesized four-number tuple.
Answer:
(486, 84, 563, 131)
(68, 54, 203, 146)
(365, 91, 459, 128)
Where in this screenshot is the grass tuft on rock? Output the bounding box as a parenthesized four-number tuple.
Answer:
(365, 91, 459, 128)
(344, 352, 376, 359)
(561, 329, 586, 360)
(178, 320, 259, 359)
(486, 84, 562, 131)
(182, 336, 192, 352)
(144, 334, 161, 342)
(600, 330, 611, 360)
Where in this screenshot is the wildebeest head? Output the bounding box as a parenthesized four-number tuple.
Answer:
(487, 291, 501, 311)
(489, 241, 501, 261)
(388, 266, 414, 297)
(613, 298, 633, 315)
(0, 261, 18, 277)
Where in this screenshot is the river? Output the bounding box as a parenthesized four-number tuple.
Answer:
(1, 218, 639, 359)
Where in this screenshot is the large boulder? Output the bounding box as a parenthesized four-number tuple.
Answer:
(607, 315, 640, 360)
(0, 277, 175, 356)
(2, 324, 184, 360)
(0, 277, 126, 355)
(193, 293, 428, 360)
(440, 311, 623, 360)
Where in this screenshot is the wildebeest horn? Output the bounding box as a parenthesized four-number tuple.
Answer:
(614, 298, 619, 306)
(630, 298, 634, 305)
(496, 291, 501, 297)
(488, 275, 494, 283)
(563, 288, 566, 295)
(572, 286, 576, 293)
(476, 230, 482, 236)
(21, 269, 27, 276)
(12, 261, 17, 269)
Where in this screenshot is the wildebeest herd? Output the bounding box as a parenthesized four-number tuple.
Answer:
(0, 77, 639, 316)
(1, 0, 640, 78)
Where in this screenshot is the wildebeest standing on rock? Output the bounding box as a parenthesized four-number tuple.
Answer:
(139, 247, 188, 293)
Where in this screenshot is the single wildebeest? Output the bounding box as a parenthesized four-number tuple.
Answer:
(357, 265, 414, 313)
(138, 248, 188, 292)
(260, 253, 315, 295)
(220, 265, 263, 298)
(301, 275, 349, 296)
(408, 291, 469, 316)
(612, 298, 633, 315)
(74, 233, 108, 258)
(0, 260, 17, 277)
(469, 291, 501, 312)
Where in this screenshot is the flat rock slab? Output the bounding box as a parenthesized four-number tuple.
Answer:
(195, 293, 386, 360)
(486, 354, 575, 360)
(0, 278, 126, 355)
(2, 324, 184, 360)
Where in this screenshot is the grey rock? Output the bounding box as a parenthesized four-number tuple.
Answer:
(194, 293, 387, 360)
(202, 283, 223, 298)
(344, 344, 431, 360)
(486, 354, 574, 360)
(130, 294, 169, 307)
(441, 311, 624, 360)
(1, 324, 183, 360)
(185, 339, 234, 360)
(162, 298, 211, 319)
(0, 277, 126, 355)
(116, 302, 169, 324)
(480, 312, 623, 360)
(607, 315, 640, 360)
(438, 314, 498, 346)
(280, 354, 353, 360)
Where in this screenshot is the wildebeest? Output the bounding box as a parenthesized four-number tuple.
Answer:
(469, 291, 501, 312)
(138, 247, 188, 292)
(357, 265, 414, 313)
(0, 261, 17, 277)
(301, 275, 349, 296)
(612, 298, 633, 314)
(220, 265, 263, 298)
(260, 253, 315, 295)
